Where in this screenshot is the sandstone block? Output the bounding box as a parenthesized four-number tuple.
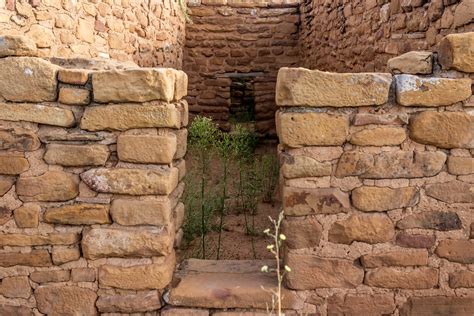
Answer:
(0, 250, 52, 267)
(82, 228, 173, 260)
(365, 267, 438, 289)
(438, 32, 474, 72)
(281, 154, 332, 179)
(174, 70, 188, 100)
(327, 294, 396, 316)
(0, 176, 15, 196)
(283, 187, 350, 216)
(425, 180, 473, 203)
(400, 296, 474, 316)
(397, 211, 462, 231)
(58, 87, 90, 105)
(174, 202, 185, 230)
(396, 232, 436, 248)
(71, 268, 96, 282)
(92, 68, 177, 103)
(409, 112, 473, 148)
(96, 291, 162, 313)
(58, 69, 89, 85)
(281, 217, 322, 249)
(44, 204, 110, 225)
(30, 270, 70, 283)
(0, 35, 37, 57)
(329, 213, 395, 244)
(353, 113, 407, 126)
(448, 156, 474, 175)
(0, 128, 40, 151)
(0, 155, 29, 175)
(110, 198, 171, 226)
(0, 103, 75, 127)
(80, 102, 181, 131)
(44, 144, 109, 166)
(350, 127, 406, 146)
(352, 186, 419, 211)
(395, 75, 472, 106)
(276, 111, 349, 147)
(99, 254, 175, 290)
(35, 285, 97, 315)
(335, 150, 446, 178)
(0, 233, 79, 247)
(0, 305, 33, 316)
(387, 51, 432, 74)
(14, 203, 40, 228)
(276, 68, 391, 107)
(0, 57, 58, 102)
(436, 239, 474, 263)
(175, 129, 188, 159)
(285, 253, 364, 289)
(16, 171, 79, 202)
(52, 247, 80, 265)
(449, 271, 474, 288)
(81, 167, 178, 195)
(117, 134, 177, 164)
(0, 276, 31, 298)
(361, 250, 428, 268)
(162, 308, 209, 316)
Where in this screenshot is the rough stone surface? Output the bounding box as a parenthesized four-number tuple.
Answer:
(276, 68, 391, 107)
(82, 228, 173, 260)
(399, 296, 474, 316)
(58, 87, 90, 105)
(409, 112, 473, 149)
(0, 128, 40, 151)
(58, 69, 89, 85)
(396, 232, 436, 249)
(0, 155, 29, 175)
(35, 285, 97, 316)
(44, 204, 110, 225)
(0, 233, 79, 247)
(0, 250, 52, 267)
(329, 213, 395, 244)
(281, 154, 332, 179)
(0, 57, 58, 102)
(352, 186, 419, 211)
(30, 270, 70, 283)
(449, 271, 474, 288)
(425, 180, 473, 203)
(81, 167, 178, 195)
(285, 253, 364, 289)
(16, 171, 79, 202)
(97, 291, 162, 313)
(117, 134, 177, 164)
(436, 239, 474, 263)
(0, 103, 75, 127)
(0, 35, 37, 57)
(448, 156, 474, 175)
(14, 203, 40, 228)
(71, 268, 96, 283)
(438, 32, 474, 72)
(283, 187, 350, 216)
(0, 305, 33, 316)
(80, 102, 181, 131)
(387, 51, 433, 74)
(282, 217, 322, 249)
(365, 267, 438, 289)
(44, 144, 109, 166)
(276, 111, 349, 147)
(0, 176, 15, 196)
(327, 294, 396, 316)
(52, 247, 80, 265)
(0, 276, 31, 298)
(110, 198, 171, 226)
(397, 211, 462, 231)
(349, 127, 406, 146)
(361, 250, 428, 268)
(395, 75, 472, 106)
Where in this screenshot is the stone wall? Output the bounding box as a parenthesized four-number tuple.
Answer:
(184, 0, 300, 136)
(0, 35, 188, 315)
(0, 0, 186, 68)
(299, 0, 474, 72)
(277, 32, 474, 314)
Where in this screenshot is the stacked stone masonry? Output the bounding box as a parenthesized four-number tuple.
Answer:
(277, 31, 474, 315)
(0, 0, 186, 68)
(0, 34, 188, 315)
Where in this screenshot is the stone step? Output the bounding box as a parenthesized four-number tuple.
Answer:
(167, 259, 303, 310)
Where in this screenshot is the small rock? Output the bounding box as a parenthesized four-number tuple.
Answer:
(16, 171, 79, 202)
(14, 203, 40, 228)
(365, 267, 438, 289)
(387, 51, 432, 74)
(397, 211, 462, 231)
(329, 213, 395, 244)
(35, 285, 97, 315)
(436, 239, 474, 263)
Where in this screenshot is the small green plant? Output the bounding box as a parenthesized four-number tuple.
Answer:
(261, 211, 291, 316)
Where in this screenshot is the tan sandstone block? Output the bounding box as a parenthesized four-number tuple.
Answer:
(283, 187, 350, 216)
(81, 167, 178, 195)
(0, 176, 14, 196)
(425, 180, 473, 203)
(350, 127, 406, 146)
(449, 270, 474, 288)
(395, 75, 472, 106)
(14, 203, 40, 228)
(352, 186, 419, 211)
(44, 144, 109, 166)
(276, 111, 349, 147)
(0, 233, 79, 247)
(58, 87, 90, 105)
(92, 68, 177, 103)
(276, 68, 391, 107)
(0, 250, 52, 267)
(0, 103, 75, 127)
(71, 268, 96, 282)
(80, 102, 181, 131)
(329, 213, 395, 244)
(328, 294, 396, 316)
(0, 128, 40, 151)
(285, 253, 364, 289)
(0, 35, 37, 57)
(400, 296, 474, 316)
(44, 204, 110, 225)
(281, 217, 322, 249)
(397, 211, 462, 231)
(52, 247, 80, 265)
(174, 70, 188, 100)
(438, 32, 474, 73)
(396, 232, 436, 249)
(0, 57, 58, 102)
(365, 267, 438, 289)
(387, 51, 433, 74)
(30, 270, 70, 283)
(410, 112, 473, 149)
(58, 69, 90, 85)
(0, 276, 31, 298)
(96, 291, 162, 313)
(281, 154, 332, 179)
(436, 239, 474, 264)
(110, 198, 172, 226)
(16, 171, 79, 202)
(448, 156, 474, 175)
(82, 228, 173, 260)
(99, 253, 175, 290)
(361, 250, 428, 268)
(35, 285, 97, 315)
(0, 155, 29, 175)
(117, 134, 177, 164)
(0, 305, 32, 316)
